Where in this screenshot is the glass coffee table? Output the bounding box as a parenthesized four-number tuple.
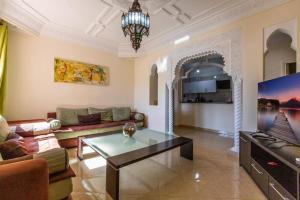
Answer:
(77, 129, 193, 200)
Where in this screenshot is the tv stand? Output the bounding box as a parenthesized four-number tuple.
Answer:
(240, 131, 300, 200)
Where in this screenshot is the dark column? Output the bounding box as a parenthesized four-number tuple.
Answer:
(77, 137, 84, 160)
(180, 141, 193, 160)
(106, 163, 120, 200)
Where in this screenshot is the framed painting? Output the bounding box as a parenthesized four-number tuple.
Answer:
(54, 58, 109, 86)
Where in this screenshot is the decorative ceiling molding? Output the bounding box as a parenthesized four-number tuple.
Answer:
(0, 0, 44, 35)
(135, 0, 290, 56)
(85, 1, 119, 38)
(161, 4, 191, 24)
(0, 0, 291, 57)
(110, 0, 173, 14)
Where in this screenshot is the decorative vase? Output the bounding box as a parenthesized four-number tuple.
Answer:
(123, 122, 137, 137)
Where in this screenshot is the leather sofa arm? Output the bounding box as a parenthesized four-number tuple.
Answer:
(0, 158, 49, 200)
(33, 148, 69, 175)
(0, 155, 33, 165)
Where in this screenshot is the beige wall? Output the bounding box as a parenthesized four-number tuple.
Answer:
(5, 30, 135, 120)
(134, 56, 168, 132)
(134, 0, 300, 132)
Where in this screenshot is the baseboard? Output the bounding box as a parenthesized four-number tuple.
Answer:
(175, 125, 234, 138)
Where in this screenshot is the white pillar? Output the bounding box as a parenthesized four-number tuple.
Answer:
(168, 83, 174, 134)
(231, 78, 242, 152)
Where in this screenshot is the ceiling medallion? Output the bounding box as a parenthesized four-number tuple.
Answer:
(121, 0, 150, 52)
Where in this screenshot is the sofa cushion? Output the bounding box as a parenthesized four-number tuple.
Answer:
(6, 132, 24, 141)
(58, 120, 133, 132)
(88, 107, 113, 122)
(0, 115, 10, 142)
(57, 107, 88, 126)
(112, 107, 131, 121)
(0, 140, 29, 160)
(78, 113, 101, 125)
(33, 148, 69, 174)
(23, 133, 60, 154)
(55, 120, 144, 141)
(10, 122, 51, 137)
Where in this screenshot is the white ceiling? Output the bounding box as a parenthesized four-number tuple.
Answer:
(0, 0, 290, 57)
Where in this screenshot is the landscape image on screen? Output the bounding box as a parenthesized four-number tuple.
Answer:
(258, 72, 300, 145)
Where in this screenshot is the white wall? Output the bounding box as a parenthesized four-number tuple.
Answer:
(179, 103, 234, 133)
(5, 29, 135, 120)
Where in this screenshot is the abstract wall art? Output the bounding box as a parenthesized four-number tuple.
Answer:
(54, 58, 109, 86)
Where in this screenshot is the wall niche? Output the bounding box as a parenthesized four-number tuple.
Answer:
(264, 19, 297, 80)
(149, 64, 158, 105)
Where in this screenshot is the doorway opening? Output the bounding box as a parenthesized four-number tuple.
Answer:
(172, 53, 234, 135)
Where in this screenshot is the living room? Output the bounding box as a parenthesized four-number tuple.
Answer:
(0, 0, 300, 200)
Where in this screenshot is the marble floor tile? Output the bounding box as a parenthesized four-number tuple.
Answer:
(69, 127, 266, 200)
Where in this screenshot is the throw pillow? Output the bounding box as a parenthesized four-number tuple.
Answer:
(78, 114, 101, 125)
(88, 107, 113, 122)
(112, 107, 131, 122)
(0, 140, 29, 160)
(0, 115, 10, 142)
(49, 119, 62, 130)
(6, 132, 24, 141)
(56, 107, 88, 126)
(135, 113, 144, 121)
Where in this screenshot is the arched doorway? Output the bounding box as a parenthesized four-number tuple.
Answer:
(172, 53, 234, 132)
(166, 29, 243, 152)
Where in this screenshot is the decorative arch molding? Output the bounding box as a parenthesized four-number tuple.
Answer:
(264, 19, 297, 53)
(166, 29, 242, 152)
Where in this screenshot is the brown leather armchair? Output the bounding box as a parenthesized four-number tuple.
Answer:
(0, 158, 49, 200)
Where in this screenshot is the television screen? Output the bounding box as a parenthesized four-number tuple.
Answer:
(216, 80, 231, 89)
(258, 72, 300, 146)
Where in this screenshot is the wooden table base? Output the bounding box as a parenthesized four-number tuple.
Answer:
(106, 164, 120, 200)
(105, 140, 193, 200)
(77, 136, 193, 200)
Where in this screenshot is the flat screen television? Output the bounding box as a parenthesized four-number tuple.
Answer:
(258, 72, 300, 146)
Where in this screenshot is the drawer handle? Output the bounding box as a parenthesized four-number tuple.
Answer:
(269, 183, 289, 200)
(251, 163, 263, 175)
(240, 137, 248, 143)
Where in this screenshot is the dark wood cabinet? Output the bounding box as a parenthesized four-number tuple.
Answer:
(250, 159, 269, 196)
(239, 131, 300, 200)
(269, 177, 296, 200)
(239, 134, 251, 173)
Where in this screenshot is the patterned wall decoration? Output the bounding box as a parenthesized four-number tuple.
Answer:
(54, 58, 109, 86)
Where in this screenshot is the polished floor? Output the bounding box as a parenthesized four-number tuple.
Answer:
(69, 126, 266, 200)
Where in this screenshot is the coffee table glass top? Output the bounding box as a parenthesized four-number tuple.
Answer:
(83, 129, 177, 158)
